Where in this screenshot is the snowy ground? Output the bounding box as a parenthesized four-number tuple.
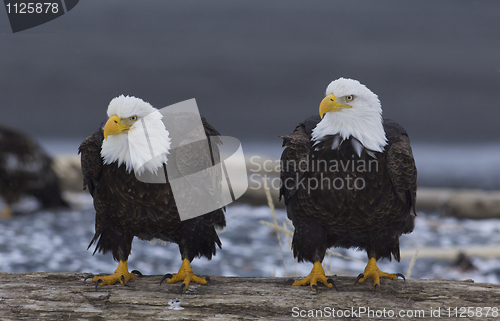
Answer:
(1, 193, 499, 285)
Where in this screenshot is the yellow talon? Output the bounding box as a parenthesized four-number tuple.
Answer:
(163, 258, 208, 291)
(92, 260, 138, 286)
(292, 261, 335, 292)
(356, 257, 404, 291)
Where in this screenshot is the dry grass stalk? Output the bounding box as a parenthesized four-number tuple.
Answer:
(262, 178, 287, 276)
(406, 248, 419, 279)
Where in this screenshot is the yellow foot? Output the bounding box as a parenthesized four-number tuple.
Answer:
(84, 260, 140, 290)
(0, 206, 12, 219)
(355, 257, 405, 292)
(160, 258, 209, 292)
(285, 261, 337, 292)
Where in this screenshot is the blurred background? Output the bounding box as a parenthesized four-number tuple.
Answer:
(1, 1, 500, 284)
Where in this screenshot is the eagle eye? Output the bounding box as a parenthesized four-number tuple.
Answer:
(129, 115, 138, 121)
(346, 95, 354, 102)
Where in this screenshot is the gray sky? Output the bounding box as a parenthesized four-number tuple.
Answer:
(1, 1, 499, 143)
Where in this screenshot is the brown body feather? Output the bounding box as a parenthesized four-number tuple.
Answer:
(280, 115, 417, 264)
(78, 117, 225, 263)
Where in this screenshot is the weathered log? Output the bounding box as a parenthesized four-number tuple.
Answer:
(416, 188, 500, 219)
(400, 245, 500, 260)
(0, 273, 499, 320)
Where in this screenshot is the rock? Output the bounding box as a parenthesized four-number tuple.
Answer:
(51, 155, 83, 192)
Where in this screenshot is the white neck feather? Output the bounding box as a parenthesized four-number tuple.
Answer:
(311, 108, 387, 152)
(101, 109, 171, 175)
(311, 78, 388, 152)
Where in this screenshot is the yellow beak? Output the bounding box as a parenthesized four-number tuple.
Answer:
(103, 115, 131, 140)
(319, 94, 352, 118)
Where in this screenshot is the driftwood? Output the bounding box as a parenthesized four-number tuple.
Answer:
(400, 245, 500, 261)
(1, 272, 499, 320)
(53, 155, 500, 219)
(416, 188, 500, 219)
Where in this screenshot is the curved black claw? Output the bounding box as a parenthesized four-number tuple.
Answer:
(373, 283, 379, 294)
(84, 274, 94, 283)
(180, 283, 187, 294)
(120, 275, 126, 285)
(94, 279, 103, 291)
(284, 278, 295, 286)
(355, 273, 364, 285)
(311, 284, 319, 293)
(131, 270, 143, 277)
(205, 276, 211, 284)
(159, 273, 173, 285)
(327, 278, 338, 291)
(396, 273, 406, 282)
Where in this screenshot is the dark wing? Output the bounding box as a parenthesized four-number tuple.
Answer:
(384, 119, 418, 217)
(279, 115, 319, 210)
(201, 116, 222, 167)
(175, 118, 222, 195)
(170, 120, 224, 219)
(170, 116, 226, 259)
(78, 127, 104, 197)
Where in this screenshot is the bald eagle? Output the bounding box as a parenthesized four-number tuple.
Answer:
(280, 78, 417, 292)
(79, 95, 225, 291)
(0, 124, 68, 218)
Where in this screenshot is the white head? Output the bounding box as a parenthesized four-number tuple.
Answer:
(100, 95, 171, 175)
(311, 78, 387, 152)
